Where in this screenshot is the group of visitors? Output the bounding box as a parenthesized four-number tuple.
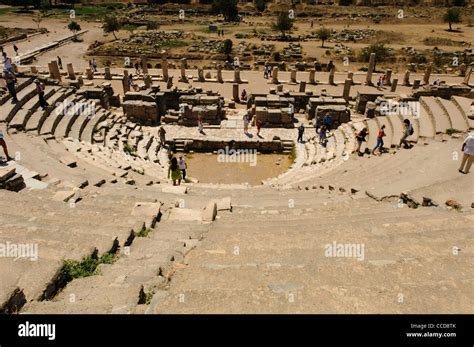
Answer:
(168, 155, 187, 186)
(263, 65, 273, 79)
(376, 74, 388, 89)
(355, 118, 415, 156)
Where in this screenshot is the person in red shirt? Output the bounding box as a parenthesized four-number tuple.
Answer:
(372, 124, 386, 155)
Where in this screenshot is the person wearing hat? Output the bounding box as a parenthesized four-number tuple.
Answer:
(34, 79, 48, 110)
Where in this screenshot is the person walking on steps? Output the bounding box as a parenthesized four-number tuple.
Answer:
(168, 157, 182, 186)
(297, 124, 305, 143)
(243, 113, 250, 134)
(3, 69, 18, 103)
(198, 112, 204, 134)
(178, 155, 187, 181)
(13, 44, 18, 56)
(0, 129, 13, 162)
(57, 56, 63, 70)
(34, 79, 48, 110)
(399, 119, 414, 149)
(458, 132, 474, 174)
(372, 124, 386, 155)
(2, 52, 13, 73)
(256, 119, 263, 137)
(158, 126, 166, 147)
(356, 127, 369, 155)
(319, 124, 328, 146)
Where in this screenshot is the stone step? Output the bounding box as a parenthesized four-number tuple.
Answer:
(68, 104, 100, 141)
(0, 78, 33, 106)
(82, 110, 111, 143)
(55, 100, 95, 138)
(417, 100, 436, 138)
(8, 87, 57, 130)
(421, 96, 451, 134)
(0, 82, 38, 123)
(24, 88, 75, 132)
(40, 95, 85, 135)
(436, 98, 469, 132)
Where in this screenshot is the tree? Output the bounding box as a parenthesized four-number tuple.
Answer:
(221, 39, 233, 54)
(359, 43, 393, 71)
(443, 8, 461, 31)
(273, 12, 294, 37)
(316, 27, 331, 48)
(103, 15, 121, 40)
(452, 0, 466, 6)
(32, 13, 43, 30)
(212, 0, 239, 22)
(338, 0, 353, 5)
(67, 21, 81, 35)
(255, 0, 268, 12)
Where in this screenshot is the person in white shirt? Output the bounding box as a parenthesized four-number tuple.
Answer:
(2, 52, 13, 73)
(459, 133, 474, 174)
(0, 129, 12, 162)
(178, 155, 187, 180)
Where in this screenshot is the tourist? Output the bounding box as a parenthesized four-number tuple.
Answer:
(0, 128, 13, 162)
(134, 62, 140, 75)
(458, 132, 474, 174)
(263, 67, 268, 79)
(57, 56, 62, 70)
(355, 127, 369, 155)
(256, 119, 263, 137)
(310, 20, 314, 29)
(323, 114, 333, 131)
(168, 157, 182, 186)
(128, 73, 138, 91)
(241, 89, 247, 101)
(2, 52, 13, 73)
(158, 126, 166, 146)
(34, 79, 49, 110)
(243, 113, 250, 134)
(269, 65, 273, 78)
(92, 57, 97, 72)
(297, 124, 305, 143)
(377, 75, 384, 89)
(372, 124, 386, 155)
(398, 119, 414, 149)
(13, 44, 18, 55)
(327, 60, 334, 72)
(3, 69, 18, 103)
(198, 112, 204, 134)
(319, 125, 327, 146)
(178, 155, 187, 180)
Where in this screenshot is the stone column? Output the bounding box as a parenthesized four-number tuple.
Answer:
(385, 69, 392, 86)
(77, 75, 84, 86)
(390, 78, 398, 93)
(197, 68, 205, 82)
(140, 55, 148, 74)
(290, 69, 297, 83)
(86, 68, 94, 80)
(179, 58, 187, 82)
(67, 63, 76, 80)
(365, 53, 376, 86)
(233, 83, 239, 102)
(217, 64, 223, 83)
(161, 58, 169, 82)
(347, 71, 354, 84)
(276, 84, 283, 92)
(463, 66, 472, 85)
(122, 70, 130, 93)
(30, 66, 38, 74)
(104, 67, 112, 80)
(459, 63, 467, 77)
(299, 81, 306, 93)
(48, 61, 61, 81)
(412, 79, 421, 90)
(234, 68, 242, 83)
(328, 66, 336, 85)
(309, 69, 316, 84)
(403, 70, 411, 86)
(272, 67, 279, 84)
(342, 79, 351, 101)
(423, 64, 432, 85)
